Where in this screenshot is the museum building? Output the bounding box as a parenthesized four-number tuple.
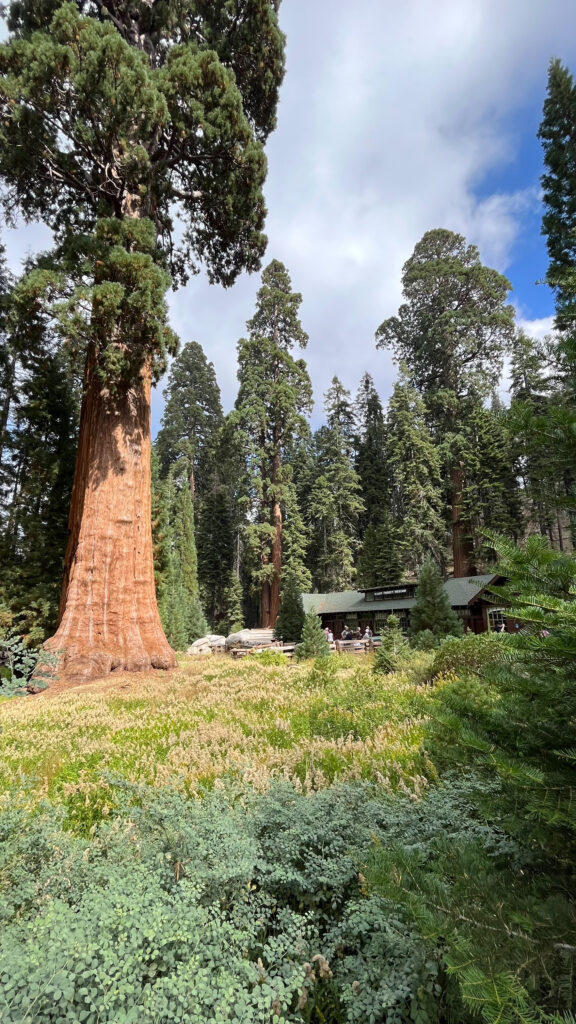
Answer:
(302, 575, 508, 637)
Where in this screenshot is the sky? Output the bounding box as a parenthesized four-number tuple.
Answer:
(3, 0, 576, 434)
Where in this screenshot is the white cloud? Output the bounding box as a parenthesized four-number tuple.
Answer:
(517, 315, 556, 341)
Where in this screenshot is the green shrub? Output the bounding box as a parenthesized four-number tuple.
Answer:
(373, 615, 408, 674)
(0, 633, 55, 696)
(274, 574, 306, 643)
(410, 629, 439, 651)
(0, 776, 572, 1023)
(430, 631, 503, 679)
(295, 610, 330, 660)
(251, 649, 287, 666)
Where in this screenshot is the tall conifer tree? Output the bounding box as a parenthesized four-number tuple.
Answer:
(0, 0, 285, 681)
(0, 271, 81, 641)
(354, 373, 389, 536)
(155, 341, 223, 501)
(386, 370, 445, 574)
(376, 229, 515, 577)
(234, 259, 312, 626)
(537, 59, 576, 545)
(306, 383, 364, 592)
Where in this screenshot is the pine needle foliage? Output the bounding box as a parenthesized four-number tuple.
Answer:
(295, 610, 330, 660)
(429, 532, 576, 862)
(410, 557, 463, 639)
(373, 614, 408, 674)
(274, 573, 305, 642)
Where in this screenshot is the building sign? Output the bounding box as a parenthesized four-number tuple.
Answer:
(365, 587, 411, 601)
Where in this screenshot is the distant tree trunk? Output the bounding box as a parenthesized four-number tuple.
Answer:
(451, 463, 474, 577)
(260, 450, 282, 628)
(269, 498, 282, 624)
(43, 343, 176, 683)
(260, 578, 271, 628)
(0, 354, 15, 473)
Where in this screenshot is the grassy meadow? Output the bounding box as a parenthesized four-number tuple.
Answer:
(0, 652, 435, 819)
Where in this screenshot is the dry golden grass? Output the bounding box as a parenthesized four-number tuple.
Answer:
(0, 653, 435, 809)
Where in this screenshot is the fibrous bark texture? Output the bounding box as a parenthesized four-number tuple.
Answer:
(44, 349, 176, 683)
(260, 500, 282, 628)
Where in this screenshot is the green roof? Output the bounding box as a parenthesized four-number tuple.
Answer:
(302, 592, 415, 614)
(302, 575, 497, 616)
(444, 574, 496, 606)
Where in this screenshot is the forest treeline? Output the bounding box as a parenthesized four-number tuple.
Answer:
(1, 60, 576, 649)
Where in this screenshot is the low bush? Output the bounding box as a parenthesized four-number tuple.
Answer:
(430, 631, 504, 679)
(1, 777, 556, 1024)
(0, 632, 55, 697)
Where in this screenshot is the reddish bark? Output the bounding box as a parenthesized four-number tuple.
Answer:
(269, 499, 282, 625)
(260, 445, 283, 627)
(260, 579, 271, 628)
(450, 463, 474, 578)
(43, 347, 176, 683)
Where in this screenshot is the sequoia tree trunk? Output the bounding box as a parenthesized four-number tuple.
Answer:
(43, 344, 177, 683)
(450, 463, 474, 578)
(259, 503, 281, 629)
(260, 444, 282, 627)
(269, 498, 282, 625)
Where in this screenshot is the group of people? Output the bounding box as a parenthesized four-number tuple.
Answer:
(323, 625, 373, 643)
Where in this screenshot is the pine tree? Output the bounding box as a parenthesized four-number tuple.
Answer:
(196, 480, 236, 628)
(410, 556, 463, 639)
(195, 413, 246, 629)
(376, 229, 515, 577)
(325, 376, 356, 451)
(539, 59, 576, 344)
(386, 370, 446, 573)
(459, 402, 523, 565)
(373, 614, 408, 674)
(356, 518, 406, 588)
(151, 448, 172, 632)
(220, 571, 244, 635)
(172, 482, 208, 642)
(0, 279, 81, 643)
(273, 573, 305, 642)
(304, 381, 364, 593)
(281, 475, 313, 593)
(155, 340, 223, 500)
(536, 61, 576, 546)
(354, 373, 390, 537)
(0, 0, 285, 682)
(234, 259, 312, 626)
(306, 421, 364, 593)
(295, 609, 330, 660)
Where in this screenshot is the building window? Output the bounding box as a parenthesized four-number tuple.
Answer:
(488, 608, 506, 631)
(374, 610, 409, 633)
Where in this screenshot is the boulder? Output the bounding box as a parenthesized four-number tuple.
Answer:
(225, 628, 276, 649)
(187, 634, 226, 655)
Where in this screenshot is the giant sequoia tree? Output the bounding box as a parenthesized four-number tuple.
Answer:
(376, 230, 515, 576)
(0, 0, 285, 680)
